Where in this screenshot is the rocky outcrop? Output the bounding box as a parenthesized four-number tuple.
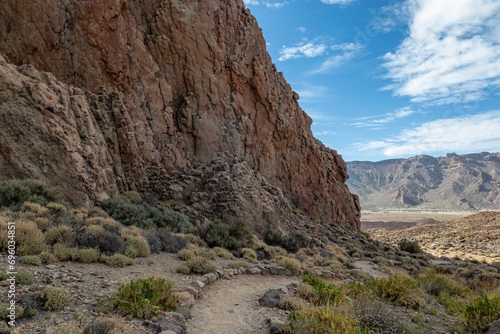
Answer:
(0, 0, 359, 229)
(347, 153, 500, 211)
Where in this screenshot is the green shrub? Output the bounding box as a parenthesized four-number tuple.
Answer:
(103, 194, 190, 232)
(100, 254, 134, 268)
(242, 248, 257, 262)
(227, 261, 248, 269)
(185, 256, 216, 274)
(462, 295, 500, 332)
(351, 298, 408, 334)
(278, 257, 302, 275)
(0, 270, 6, 280)
(0, 179, 62, 208)
(113, 277, 179, 319)
(39, 251, 58, 264)
(213, 247, 236, 259)
(45, 225, 74, 245)
(76, 248, 100, 263)
(417, 273, 467, 297)
(436, 293, 465, 315)
(53, 243, 79, 261)
(178, 245, 215, 261)
(0, 219, 46, 255)
(174, 263, 191, 275)
(302, 274, 345, 305)
(21, 255, 42, 266)
(342, 282, 372, 298)
(368, 274, 423, 309)
(37, 287, 70, 311)
(0, 302, 24, 321)
(279, 297, 304, 311)
(162, 210, 190, 233)
(297, 283, 317, 303)
(265, 231, 311, 253)
(15, 271, 34, 285)
(285, 306, 358, 334)
(398, 239, 421, 254)
(76, 230, 126, 255)
(123, 235, 150, 258)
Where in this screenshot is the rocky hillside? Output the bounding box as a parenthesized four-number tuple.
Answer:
(347, 152, 500, 211)
(0, 0, 360, 230)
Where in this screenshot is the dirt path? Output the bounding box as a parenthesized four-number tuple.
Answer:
(186, 275, 298, 334)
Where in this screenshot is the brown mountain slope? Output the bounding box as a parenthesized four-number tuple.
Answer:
(347, 152, 500, 211)
(0, 0, 359, 229)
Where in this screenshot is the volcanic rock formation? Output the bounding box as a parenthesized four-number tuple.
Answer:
(0, 0, 360, 230)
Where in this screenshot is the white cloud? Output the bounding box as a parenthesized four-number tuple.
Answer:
(320, 0, 356, 4)
(356, 110, 500, 156)
(279, 42, 328, 61)
(383, 0, 500, 105)
(351, 107, 417, 127)
(295, 84, 330, 100)
(309, 52, 356, 74)
(243, 0, 259, 5)
(297, 27, 307, 33)
(314, 130, 337, 136)
(264, 1, 287, 8)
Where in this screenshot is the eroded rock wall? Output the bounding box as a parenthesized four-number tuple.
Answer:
(0, 0, 360, 229)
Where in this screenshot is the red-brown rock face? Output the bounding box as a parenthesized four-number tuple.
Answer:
(0, 0, 360, 229)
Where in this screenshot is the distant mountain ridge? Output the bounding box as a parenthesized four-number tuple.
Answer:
(346, 152, 500, 211)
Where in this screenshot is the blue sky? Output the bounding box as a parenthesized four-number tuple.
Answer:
(243, 0, 500, 162)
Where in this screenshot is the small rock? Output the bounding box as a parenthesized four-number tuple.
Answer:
(258, 290, 281, 308)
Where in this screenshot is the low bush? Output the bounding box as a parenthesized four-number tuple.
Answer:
(0, 302, 24, 321)
(279, 297, 304, 311)
(278, 257, 302, 275)
(204, 219, 252, 250)
(176, 256, 216, 275)
(462, 295, 500, 332)
(113, 277, 179, 319)
(297, 283, 318, 303)
(342, 282, 372, 298)
(18, 293, 44, 318)
(284, 306, 358, 334)
(15, 271, 34, 285)
(53, 243, 79, 261)
(37, 287, 70, 311)
(156, 229, 189, 253)
(302, 274, 345, 305)
(123, 235, 150, 258)
(265, 231, 312, 253)
(76, 230, 126, 256)
(397, 239, 421, 254)
(227, 261, 248, 269)
(417, 273, 467, 297)
(0, 270, 6, 280)
(242, 248, 258, 262)
(143, 232, 162, 253)
(0, 219, 46, 255)
(103, 194, 190, 232)
(76, 248, 100, 263)
(213, 247, 236, 259)
(0, 179, 62, 208)
(436, 292, 465, 315)
(178, 245, 216, 261)
(21, 255, 42, 266)
(351, 298, 408, 334)
(39, 251, 58, 264)
(100, 254, 134, 268)
(83, 317, 136, 334)
(45, 225, 74, 245)
(368, 274, 423, 309)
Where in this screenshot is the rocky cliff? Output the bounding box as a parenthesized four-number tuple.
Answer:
(347, 153, 500, 211)
(0, 0, 360, 230)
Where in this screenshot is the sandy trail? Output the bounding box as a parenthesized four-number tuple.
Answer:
(186, 275, 298, 334)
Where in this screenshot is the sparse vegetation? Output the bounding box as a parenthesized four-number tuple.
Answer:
(113, 277, 179, 319)
(21, 255, 42, 266)
(398, 239, 421, 254)
(100, 254, 134, 267)
(37, 287, 70, 311)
